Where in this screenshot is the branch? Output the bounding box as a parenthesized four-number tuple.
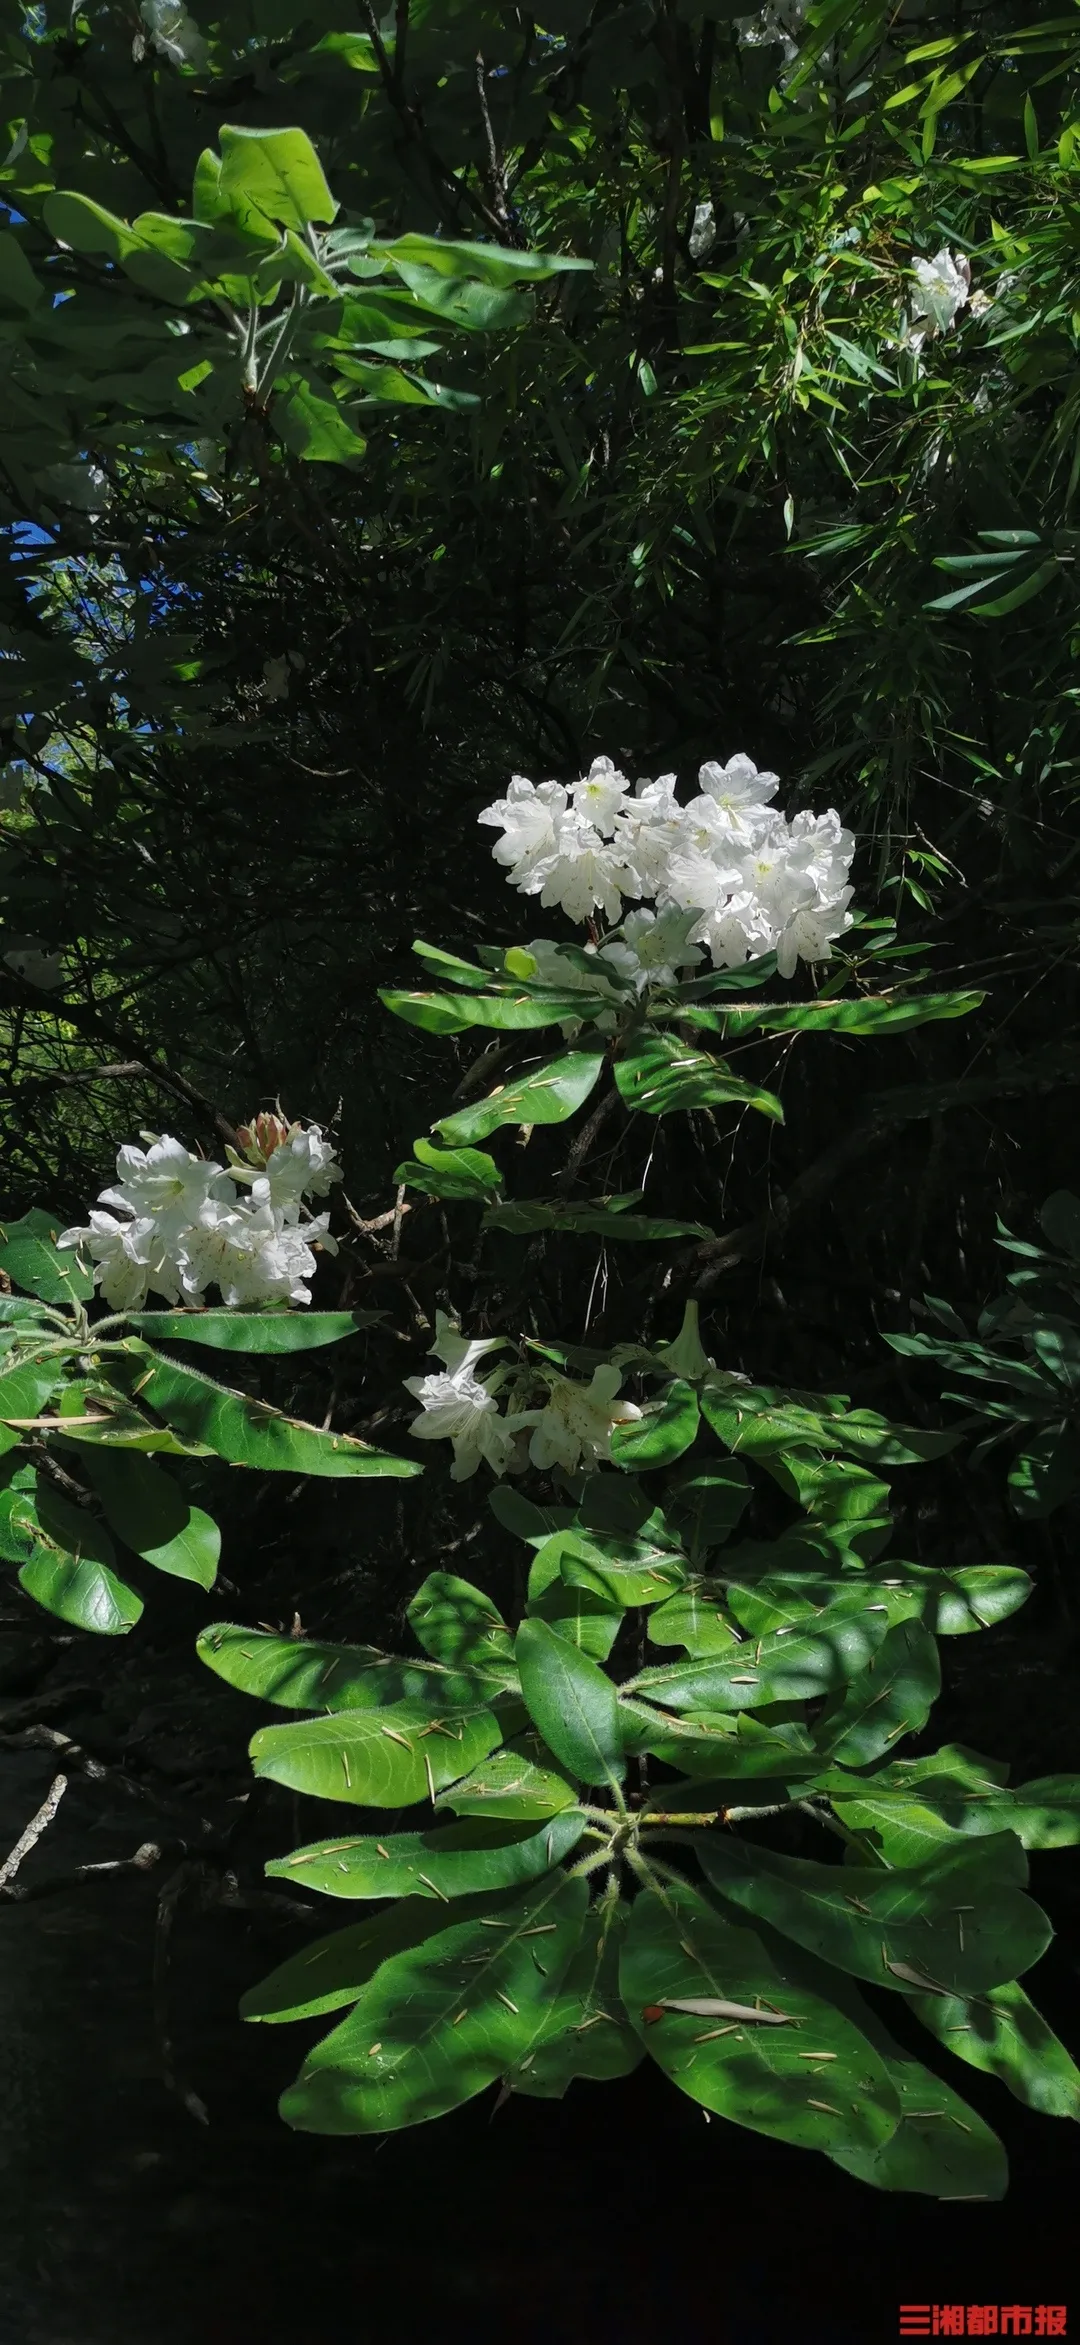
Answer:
(0, 1772, 66, 1888)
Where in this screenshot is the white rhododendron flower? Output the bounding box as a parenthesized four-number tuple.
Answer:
(66, 1210, 182, 1313)
(139, 0, 208, 66)
(404, 1313, 516, 1480)
(511, 1366, 642, 1474)
(689, 201, 716, 263)
(97, 1134, 232, 1247)
(903, 249, 971, 354)
(178, 1201, 331, 1309)
(481, 751, 856, 978)
(60, 1115, 341, 1312)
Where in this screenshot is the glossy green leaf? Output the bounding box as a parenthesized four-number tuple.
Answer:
(130, 1350, 417, 1477)
(434, 1052, 605, 1145)
(279, 1873, 589, 2133)
(488, 1485, 576, 1548)
(557, 1531, 686, 1610)
(665, 1464, 752, 1555)
(814, 1620, 941, 1765)
(516, 1618, 625, 1788)
(526, 1532, 624, 1660)
(719, 991, 985, 1039)
(646, 1581, 740, 1654)
(123, 1310, 378, 1352)
(610, 1381, 700, 1471)
(197, 1622, 497, 1712)
(827, 2040, 1007, 2199)
(406, 1573, 517, 1682)
(627, 1603, 890, 1712)
(436, 1733, 580, 1820)
(700, 1832, 1051, 1995)
(830, 1759, 1080, 1860)
(482, 1199, 711, 1242)
(509, 1894, 643, 2099)
(394, 1141, 502, 1200)
(614, 1032, 783, 1121)
(13, 1483, 143, 1635)
(0, 1211, 93, 1304)
(242, 1898, 471, 2024)
(268, 1808, 584, 1901)
(0, 1354, 62, 1441)
(623, 1882, 900, 2157)
(249, 1694, 503, 1809)
(906, 1977, 1080, 2121)
(80, 1449, 219, 1587)
(218, 125, 338, 234)
(381, 987, 608, 1033)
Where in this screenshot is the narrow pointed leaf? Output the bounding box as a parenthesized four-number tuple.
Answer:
(515, 1617, 626, 1787)
(279, 1873, 588, 2133)
(249, 1695, 503, 1808)
(268, 1809, 584, 1901)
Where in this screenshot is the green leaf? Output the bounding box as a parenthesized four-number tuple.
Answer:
(814, 1621, 941, 1765)
(278, 1873, 589, 2133)
(13, 1484, 142, 1635)
(622, 1881, 900, 2158)
(647, 1582, 741, 1654)
(827, 2038, 1007, 2199)
(434, 1053, 605, 1146)
(482, 1200, 711, 1242)
(217, 125, 338, 234)
(699, 1833, 1051, 1996)
(509, 1894, 643, 2098)
(0, 1210, 93, 1304)
(526, 1532, 624, 1661)
(869, 1562, 1032, 1636)
(907, 1978, 1080, 2121)
(488, 1486, 575, 1548)
(436, 1733, 580, 1820)
(197, 1622, 497, 1712)
(515, 1618, 625, 1788)
(610, 1381, 700, 1471)
(381, 987, 609, 1033)
(242, 1898, 470, 2023)
(130, 1350, 417, 1477)
(268, 1809, 584, 1901)
(406, 1573, 517, 1682)
(80, 1450, 219, 1587)
(249, 1694, 504, 1809)
(122, 1311, 378, 1353)
(0, 1354, 62, 1442)
(717, 991, 985, 1039)
(372, 233, 592, 290)
(627, 1603, 890, 1711)
(272, 373, 367, 464)
(394, 1141, 502, 1201)
(614, 1032, 783, 1121)
(1008, 1424, 1080, 1518)
(830, 1760, 1080, 1860)
(557, 1530, 686, 1610)
(665, 1464, 752, 1555)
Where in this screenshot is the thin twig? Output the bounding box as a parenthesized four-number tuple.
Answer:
(0, 1772, 67, 1887)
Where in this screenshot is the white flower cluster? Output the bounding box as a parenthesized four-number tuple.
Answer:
(479, 753, 855, 982)
(60, 1112, 342, 1313)
(139, 0, 207, 67)
(404, 1313, 642, 1481)
(903, 248, 971, 355)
